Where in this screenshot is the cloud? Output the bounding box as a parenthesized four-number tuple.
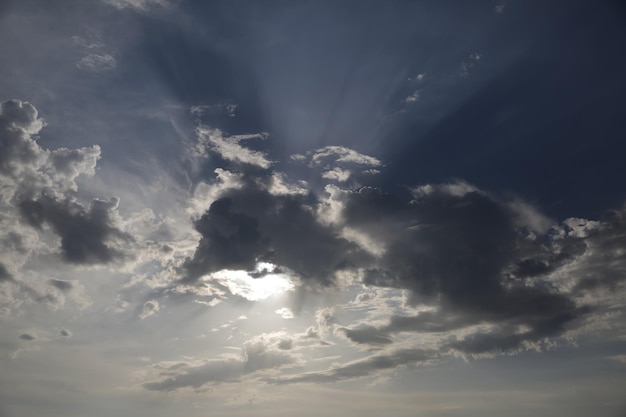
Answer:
(143, 333, 298, 392)
(310, 146, 382, 168)
(48, 279, 73, 292)
(19, 333, 36, 341)
(76, 54, 117, 72)
(58, 329, 72, 338)
(460, 52, 481, 77)
(102, 0, 170, 11)
(140, 300, 160, 319)
(272, 348, 437, 384)
(196, 126, 272, 169)
(338, 324, 393, 346)
(0, 262, 14, 282)
(179, 176, 360, 285)
(18, 195, 133, 265)
(0, 100, 46, 178)
(291, 146, 383, 185)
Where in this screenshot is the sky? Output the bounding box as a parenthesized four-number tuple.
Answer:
(1, 1, 626, 416)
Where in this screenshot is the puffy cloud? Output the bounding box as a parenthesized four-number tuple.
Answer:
(0, 100, 46, 179)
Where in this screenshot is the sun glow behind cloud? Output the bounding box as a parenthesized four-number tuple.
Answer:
(211, 263, 295, 301)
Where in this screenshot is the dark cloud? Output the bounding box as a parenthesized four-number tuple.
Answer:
(334, 185, 590, 351)
(58, 329, 72, 338)
(0, 262, 13, 282)
(19, 333, 35, 341)
(48, 279, 73, 292)
(338, 325, 393, 346)
(19, 195, 132, 264)
(180, 179, 362, 285)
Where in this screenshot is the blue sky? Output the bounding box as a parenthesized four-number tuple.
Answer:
(1, 1, 625, 416)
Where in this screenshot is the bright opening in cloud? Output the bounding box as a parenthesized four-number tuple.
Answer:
(212, 263, 295, 301)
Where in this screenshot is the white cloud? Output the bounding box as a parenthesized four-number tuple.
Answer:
(196, 126, 272, 169)
(322, 167, 351, 182)
(311, 146, 382, 167)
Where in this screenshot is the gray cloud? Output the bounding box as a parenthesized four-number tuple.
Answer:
(0, 100, 45, 178)
(143, 333, 298, 392)
(19, 195, 133, 265)
(48, 279, 73, 292)
(0, 262, 13, 282)
(19, 333, 36, 341)
(180, 178, 361, 285)
(58, 329, 72, 338)
(1, 99, 132, 270)
(338, 325, 393, 346)
(272, 348, 437, 384)
(76, 54, 117, 72)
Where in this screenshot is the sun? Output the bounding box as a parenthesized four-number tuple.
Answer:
(212, 262, 295, 301)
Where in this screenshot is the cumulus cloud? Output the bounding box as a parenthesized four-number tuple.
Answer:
(0, 99, 139, 317)
(0, 99, 134, 268)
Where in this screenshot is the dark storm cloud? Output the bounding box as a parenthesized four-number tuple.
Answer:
(18, 195, 132, 264)
(19, 333, 36, 341)
(180, 178, 363, 285)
